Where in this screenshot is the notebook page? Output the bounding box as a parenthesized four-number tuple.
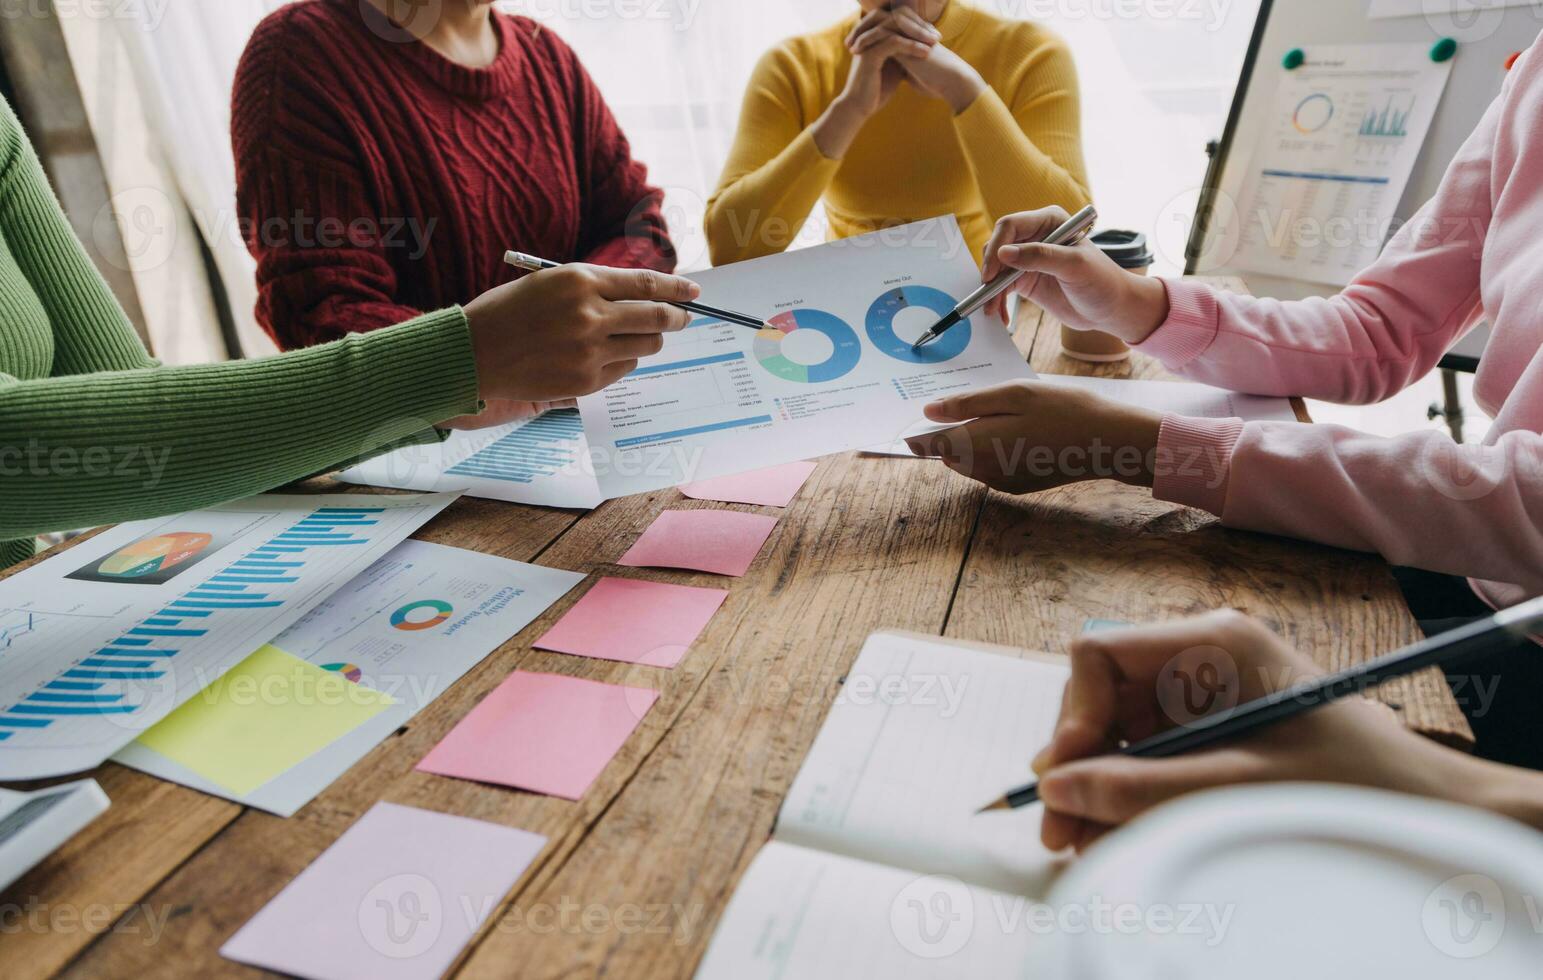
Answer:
(776, 633, 1071, 897)
(694, 841, 1037, 980)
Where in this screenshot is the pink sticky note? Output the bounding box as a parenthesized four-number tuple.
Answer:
(534, 576, 727, 668)
(221, 801, 544, 980)
(618, 509, 777, 577)
(416, 672, 658, 800)
(679, 461, 817, 508)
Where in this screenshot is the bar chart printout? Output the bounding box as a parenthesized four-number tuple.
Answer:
(338, 409, 603, 509)
(0, 492, 459, 779)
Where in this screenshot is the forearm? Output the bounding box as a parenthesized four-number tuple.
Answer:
(254, 261, 426, 349)
(1153, 418, 1543, 591)
(580, 191, 677, 272)
(954, 88, 1090, 218)
(1473, 755, 1543, 831)
(0, 308, 479, 540)
(705, 126, 841, 266)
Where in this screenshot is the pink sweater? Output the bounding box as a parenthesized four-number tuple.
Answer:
(1140, 42, 1542, 611)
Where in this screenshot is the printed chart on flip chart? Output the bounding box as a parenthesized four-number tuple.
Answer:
(1229, 44, 1453, 286)
(0, 492, 457, 779)
(578, 216, 1034, 498)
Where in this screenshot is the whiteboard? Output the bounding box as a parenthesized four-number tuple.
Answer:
(1190, 0, 1539, 305)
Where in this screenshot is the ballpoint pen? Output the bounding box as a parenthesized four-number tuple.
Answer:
(975, 594, 1543, 813)
(911, 204, 1098, 351)
(503, 251, 767, 330)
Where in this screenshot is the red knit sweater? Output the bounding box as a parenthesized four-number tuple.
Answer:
(232, 0, 675, 349)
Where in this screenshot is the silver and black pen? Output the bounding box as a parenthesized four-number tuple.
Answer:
(912, 204, 1098, 351)
(502, 251, 767, 331)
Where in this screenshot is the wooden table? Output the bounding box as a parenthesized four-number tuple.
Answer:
(2, 285, 1469, 978)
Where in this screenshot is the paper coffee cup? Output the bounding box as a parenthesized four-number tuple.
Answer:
(1060, 229, 1153, 363)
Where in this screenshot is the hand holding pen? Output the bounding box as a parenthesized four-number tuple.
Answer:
(912, 205, 1096, 350)
(504, 252, 767, 330)
(973, 205, 1171, 344)
(983, 600, 1543, 853)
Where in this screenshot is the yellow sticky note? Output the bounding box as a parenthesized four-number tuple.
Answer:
(136, 644, 394, 795)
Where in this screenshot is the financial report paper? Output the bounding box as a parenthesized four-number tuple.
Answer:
(579, 216, 1034, 498)
(0, 492, 457, 779)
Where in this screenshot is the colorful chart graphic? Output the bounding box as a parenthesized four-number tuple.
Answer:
(752, 309, 862, 383)
(1359, 95, 1411, 138)
(865, 286, 969, 364)
(389, 599, 453, 632)
(321, 662, 363, 683)
(1292, 93, 1334, 134)
(96, 532, 214, 579)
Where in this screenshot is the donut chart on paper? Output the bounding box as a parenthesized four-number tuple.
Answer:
(389, 599, 453, 631)
(866, 286, 970, 364)
(1292, 93, 1334, 134)
(752, 309, 862, 383)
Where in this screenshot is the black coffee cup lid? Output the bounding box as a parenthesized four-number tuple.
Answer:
(1091, 229, 1153, 269)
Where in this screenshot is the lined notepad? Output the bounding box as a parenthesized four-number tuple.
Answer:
(696, 632, 1072, 978)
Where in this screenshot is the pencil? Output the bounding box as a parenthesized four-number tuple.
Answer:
(502, 251, 766, 330)
(977, 594, 1543, 813)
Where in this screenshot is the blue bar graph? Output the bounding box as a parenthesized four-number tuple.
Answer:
(615, 414, 774, 449)
(627, 351, 745, 377)
(61, 668, 165, 681)
(447, 409, 585, 486)
(2, 503, 381, 737)
(12, 703, 139, 715)
(94, 648, 177, 658)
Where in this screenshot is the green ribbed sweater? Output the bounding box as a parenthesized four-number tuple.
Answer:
(0, 99, 481, 570)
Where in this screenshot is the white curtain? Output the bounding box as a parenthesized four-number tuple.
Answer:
(113, 0, 286, 356)
(105, 0, 1262, 354)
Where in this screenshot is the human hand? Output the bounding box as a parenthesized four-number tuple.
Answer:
(1032, 611, 1460, 853)
(440, 398, 577, 432)
(814, 7, 936, 158)
(879, 6, 984, 114)
(462, 265, 696, 403)
(905, 380, 1162, 494)
(980, 207, 1169, 343)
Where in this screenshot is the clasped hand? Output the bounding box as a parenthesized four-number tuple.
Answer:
(841, 5, 984, 117)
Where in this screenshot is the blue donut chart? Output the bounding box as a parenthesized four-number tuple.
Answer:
(865, 286, 970, 364)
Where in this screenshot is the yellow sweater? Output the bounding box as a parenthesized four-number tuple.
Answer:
(705, 2, 1091, 267)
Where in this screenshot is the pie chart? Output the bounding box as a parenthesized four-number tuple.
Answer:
(866, 286, 970, 364)
(752, 309, 862, 384)
(389, 599, 453, 631)
(322, 662, 363, 683)
(1293, 93, 1334, 134)
(97, 531, 213, 578)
